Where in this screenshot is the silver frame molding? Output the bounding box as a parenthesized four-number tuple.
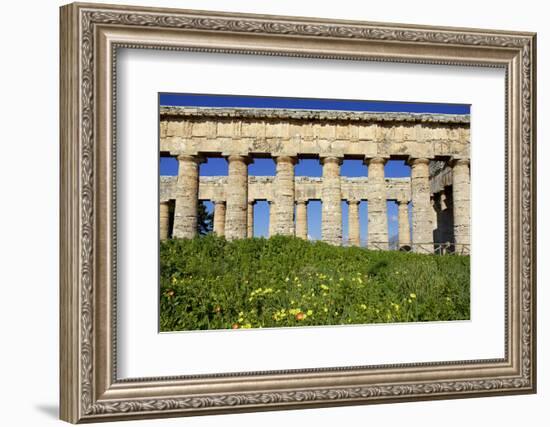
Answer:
(60, 2, 537, 423)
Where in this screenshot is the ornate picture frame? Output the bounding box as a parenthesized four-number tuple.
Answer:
(60, 2, 536, 423)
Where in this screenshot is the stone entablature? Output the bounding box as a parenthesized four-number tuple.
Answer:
(160, 176, 411, 204)
(160, 107, 470, 160)
(161, 107, 470, 123)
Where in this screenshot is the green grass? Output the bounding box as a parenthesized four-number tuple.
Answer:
(160, 235, 470, 331)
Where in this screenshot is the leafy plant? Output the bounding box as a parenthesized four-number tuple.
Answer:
(197, 202, 213, 235)
(160, 235, 470, 331)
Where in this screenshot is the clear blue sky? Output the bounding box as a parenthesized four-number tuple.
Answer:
(160, 93, 469, 243)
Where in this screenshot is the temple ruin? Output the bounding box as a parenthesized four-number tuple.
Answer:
(159, 106, 470, 254)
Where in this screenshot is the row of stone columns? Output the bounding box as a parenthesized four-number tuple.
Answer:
(166, 153, 469, 253)
(252, 197, 409, 247)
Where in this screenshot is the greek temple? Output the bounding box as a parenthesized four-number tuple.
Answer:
(159, 106, 470, 254)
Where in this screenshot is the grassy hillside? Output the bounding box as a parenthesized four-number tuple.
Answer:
(160, 235, 470, 331)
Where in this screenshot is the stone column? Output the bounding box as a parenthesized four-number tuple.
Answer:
(247, 201, 255, 238)
(365, 157, 389, 250)
(213, 200, 226, 236)
(408, 157, 434, 253)
(273, 156, 296, 236)
(225, 155, 250, 240)
(347, 199, 360, 246)
(397, 200, 411, 249)
(431, 196, 439, 244)
(452, 158, 471, 254)
(295, 200, 308, 240)
(159, 201, 170, 240)
(268, 201, 275, 237)
(173, 154, 203, 239)
(321, 156, 342, 245)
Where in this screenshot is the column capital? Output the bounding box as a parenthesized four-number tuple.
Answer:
(274, 155, 297, 165)
(320, 156, 343, 166)
(396, 198, 409, 206)
(226, 154, 253, 165)
(347, 199, 360, 205)
(296, 199, 309, 205)
(176, 154, 205, 164)
(364, 156, 388, 166)
(407, 156, 431, 167)
(451, 157, 470, 167)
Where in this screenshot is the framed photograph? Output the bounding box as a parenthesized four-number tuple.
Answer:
(60, 2, 536, 423)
